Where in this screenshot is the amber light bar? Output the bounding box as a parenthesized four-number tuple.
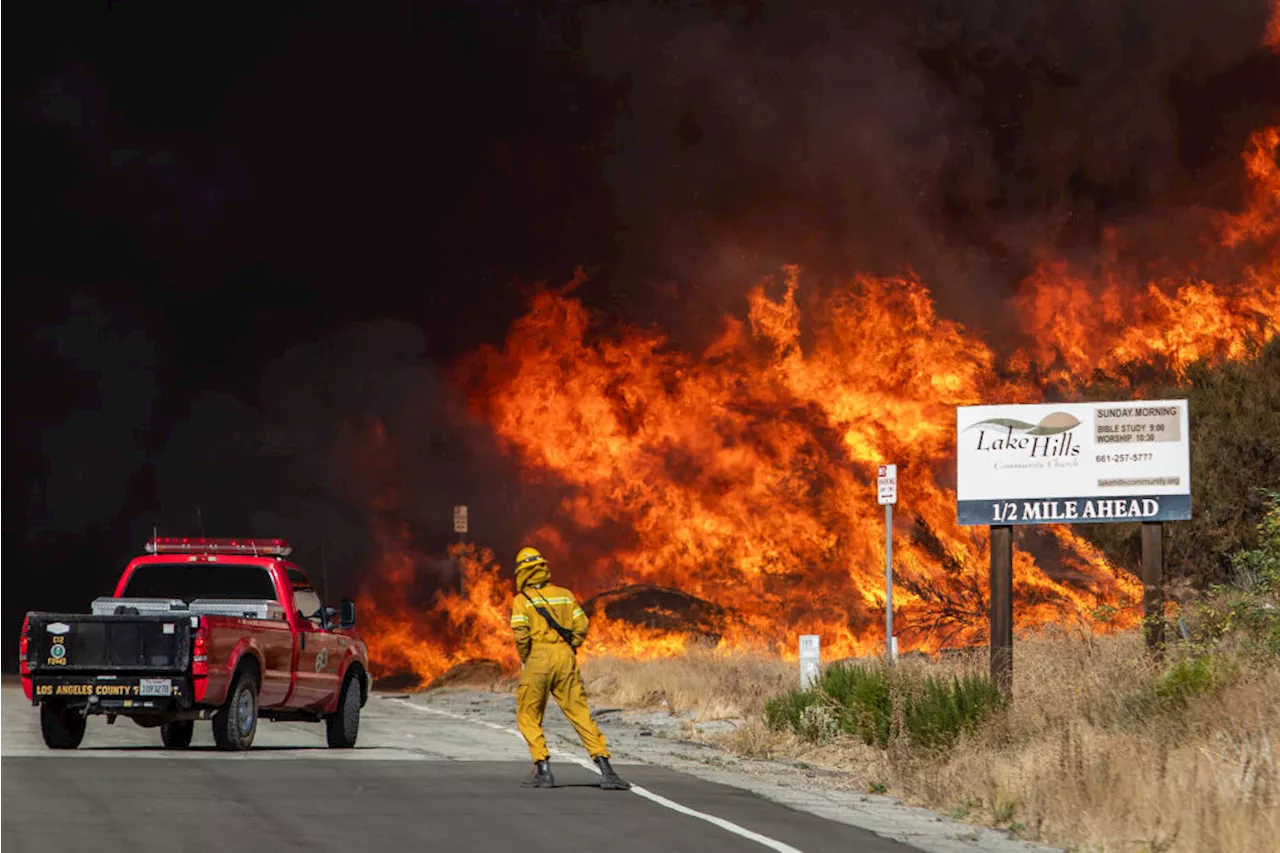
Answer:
(145, 537, 293, 557)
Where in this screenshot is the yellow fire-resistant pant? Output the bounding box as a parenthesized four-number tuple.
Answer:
(516, 642, 609, 762)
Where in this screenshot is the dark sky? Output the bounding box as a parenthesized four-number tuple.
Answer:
(6, 0, 1279, 662)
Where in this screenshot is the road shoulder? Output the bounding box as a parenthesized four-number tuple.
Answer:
(408, 688, 1062, 853)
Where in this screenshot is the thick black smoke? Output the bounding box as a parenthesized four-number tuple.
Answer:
(149, 320, 554, 600)
(575, 0, 1280, 337)
(32, 297, 158, 534)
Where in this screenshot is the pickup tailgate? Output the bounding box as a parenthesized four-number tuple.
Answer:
(26, 612, 191, 674)
(25, 612, 194, 708)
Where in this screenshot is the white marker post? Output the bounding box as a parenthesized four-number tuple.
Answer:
(453, 505, 468, 595)
(799, 634, 821, 689)
(877, 465, 898, 665)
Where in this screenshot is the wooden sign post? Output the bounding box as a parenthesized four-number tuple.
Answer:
(989, 525, 1014, 693)
(1141, 521, 1165, 658)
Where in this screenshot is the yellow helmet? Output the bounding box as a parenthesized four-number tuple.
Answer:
(516, 547, 547, 570)
(515, 546, 550, 590)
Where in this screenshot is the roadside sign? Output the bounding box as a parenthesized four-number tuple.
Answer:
(453, 505, 468, 534)
(878, 464, 897, 664)
(955, 399, 1191, 525)
(877, 464, 897, 505)
(799, 634, 821, 689)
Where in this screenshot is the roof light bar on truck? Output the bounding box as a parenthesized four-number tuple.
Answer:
(144, 537, 293, 557)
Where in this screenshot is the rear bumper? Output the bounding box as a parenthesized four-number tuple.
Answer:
(29, 674, 193, 715)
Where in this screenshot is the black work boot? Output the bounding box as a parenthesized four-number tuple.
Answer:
(522, 759, 555, 788)
(595, 756, 631, 790)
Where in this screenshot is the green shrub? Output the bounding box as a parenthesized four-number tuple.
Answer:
(1154, 655, 1223, 706)
(905, 673, 1008, 750)
(1176, 492, 1280, 661)
(797, 703, 840, 742)
(1230, 489, 1280, 594)
(764, 662, 1006, 750)
(821, 662, 893, 746)
(764, 688, 820, 732)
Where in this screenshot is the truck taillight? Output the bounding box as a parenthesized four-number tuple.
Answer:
(192, 626, 209, 676)
(19, 616, 30, 675)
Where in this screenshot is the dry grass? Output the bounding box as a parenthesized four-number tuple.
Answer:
(581, 642, 792, 721)
(582, 629, 1280, 853)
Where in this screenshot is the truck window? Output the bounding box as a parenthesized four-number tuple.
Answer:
(286, 568, 324, 626)
(123, 564, 279, 603)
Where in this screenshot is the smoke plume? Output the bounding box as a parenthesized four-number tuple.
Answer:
(152, 321, 543, 599)
(577, 0, 1280, 336)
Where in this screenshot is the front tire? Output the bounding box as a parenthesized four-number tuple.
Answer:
(213, 670, 259, 751)
(40, 701, 86, 750)
(161, 720, 194, 748)
(325, 674, 360, 748)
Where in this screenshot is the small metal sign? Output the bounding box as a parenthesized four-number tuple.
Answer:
(877, 464, 897, 505)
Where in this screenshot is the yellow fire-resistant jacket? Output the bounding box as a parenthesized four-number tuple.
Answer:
(510, 566, 589, 662)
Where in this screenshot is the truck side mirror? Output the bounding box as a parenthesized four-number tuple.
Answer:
(339, 598, 356, 629)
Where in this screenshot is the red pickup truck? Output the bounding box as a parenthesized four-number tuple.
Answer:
(19, 537, 371, 751)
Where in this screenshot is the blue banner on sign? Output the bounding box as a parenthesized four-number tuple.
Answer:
(956, 495, 1192, 526)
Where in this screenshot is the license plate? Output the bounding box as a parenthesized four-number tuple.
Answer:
(138, 678, 172, 696)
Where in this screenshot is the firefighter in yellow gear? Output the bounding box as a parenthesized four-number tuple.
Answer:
(510, 546, 630, 790)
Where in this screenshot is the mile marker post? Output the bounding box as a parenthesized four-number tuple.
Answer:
(799, 635, 821, 689)
(877, 464, 898, 666)
(453, 505, 468, 596)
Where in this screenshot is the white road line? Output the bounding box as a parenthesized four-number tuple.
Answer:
(396, 699, 805, 853)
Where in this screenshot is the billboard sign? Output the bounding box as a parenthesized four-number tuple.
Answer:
(955, 400, 1191, 526)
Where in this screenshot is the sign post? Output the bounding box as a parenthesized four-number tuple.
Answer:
(956, 400, 1192, 691)
(878, 464, 898, 665)
(799, 634, 821, 689)
(453, 505, 468, 595)
(989, 525, 1013, 693)
(1141, 522, 1165, 658)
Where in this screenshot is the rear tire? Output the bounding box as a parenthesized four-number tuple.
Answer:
(325, 674, 360, 748)
(213, 670, 259, 751)
(40, 701, 86, 750)
(161, 720, 194, 748)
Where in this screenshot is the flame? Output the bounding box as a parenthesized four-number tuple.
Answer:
(1013, 262, 1278, 386)
(358, 124, 1278, 685)
(1222, 127, 1280, 249)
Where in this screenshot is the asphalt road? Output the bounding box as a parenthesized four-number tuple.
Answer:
(1, 683, 914, 853)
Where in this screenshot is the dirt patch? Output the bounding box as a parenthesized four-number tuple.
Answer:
(425, 658, 516, 691)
